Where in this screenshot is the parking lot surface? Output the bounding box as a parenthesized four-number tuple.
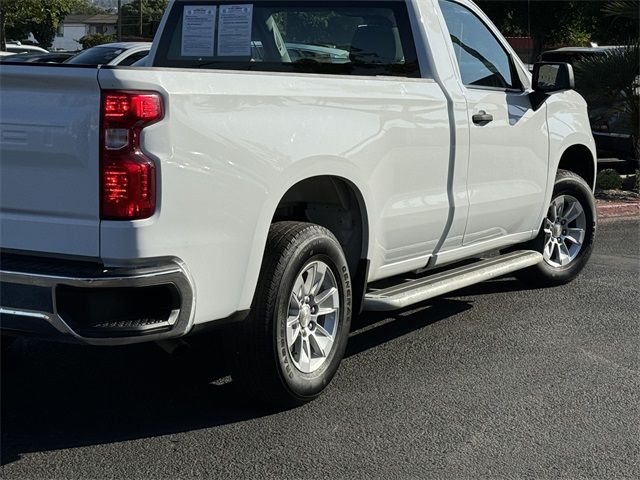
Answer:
(1, 217, 638, 479)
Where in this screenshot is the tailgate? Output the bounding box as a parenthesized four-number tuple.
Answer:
(0, 65, 101, 257)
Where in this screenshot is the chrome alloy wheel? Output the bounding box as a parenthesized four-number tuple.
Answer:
(543, 194, 587, 268)
(286, 260, 340, 374)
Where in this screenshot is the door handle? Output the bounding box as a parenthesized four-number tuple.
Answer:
(472, 111, 493, 125)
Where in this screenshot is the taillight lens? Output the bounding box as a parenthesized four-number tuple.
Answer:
(100, 91, 164, 220)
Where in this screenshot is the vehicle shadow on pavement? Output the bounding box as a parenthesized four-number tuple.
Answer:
(0, 279, 526, 465)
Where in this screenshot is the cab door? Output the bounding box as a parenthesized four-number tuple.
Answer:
(439, 0, 548, 246)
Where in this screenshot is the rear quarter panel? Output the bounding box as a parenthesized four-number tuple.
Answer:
(97, 67, 450, 324)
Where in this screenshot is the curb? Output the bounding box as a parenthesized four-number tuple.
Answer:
(596, 199, 640, 218)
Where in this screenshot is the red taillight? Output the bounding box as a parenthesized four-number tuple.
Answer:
(101, 91, 163, 220)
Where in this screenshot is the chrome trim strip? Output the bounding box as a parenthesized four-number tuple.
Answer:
(0, 307, 51, 320)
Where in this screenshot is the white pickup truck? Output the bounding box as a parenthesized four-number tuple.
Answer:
(0, 0, 597, 405)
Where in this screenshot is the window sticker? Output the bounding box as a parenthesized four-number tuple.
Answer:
(181, 5, 216, 57)
(217, 4, 253, 56)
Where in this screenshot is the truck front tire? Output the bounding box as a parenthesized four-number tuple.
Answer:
(230, 222, 352, 406)
(517, 169, 596, 287)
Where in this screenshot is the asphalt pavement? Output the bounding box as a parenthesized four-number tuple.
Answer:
(1, 217, 639, 479)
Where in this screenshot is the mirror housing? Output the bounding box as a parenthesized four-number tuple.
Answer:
(532, 62, 575, 92)
(530, 62, 575, 110)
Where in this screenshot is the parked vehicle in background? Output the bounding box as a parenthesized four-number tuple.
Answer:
(541, 46, 635, 163)
(287, 43, 350, 63)
(250, 41, 350, 63)
(64, 42, 151, 66)
(0, 52, 75, 64)
(131, 55, 149, 66)
(1, 0, 597, 406)
(4, 43, 49, 55)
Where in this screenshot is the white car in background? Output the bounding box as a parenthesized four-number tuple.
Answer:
(64, 42, 151, 66)
(0, 43, 49, 57)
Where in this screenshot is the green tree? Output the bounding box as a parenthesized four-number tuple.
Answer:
(72, 2, 109, 15)
(0, 0, 85, 50)
(119, 0, 167, 39)
(477, 0, 638, 60)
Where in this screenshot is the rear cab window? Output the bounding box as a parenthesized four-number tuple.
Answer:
(154, 0, 423, 78)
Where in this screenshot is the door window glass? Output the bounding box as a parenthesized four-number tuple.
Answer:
(439, 0, 516, 89)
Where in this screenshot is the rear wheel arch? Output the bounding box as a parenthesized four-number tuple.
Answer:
(272, 175, 370, 313)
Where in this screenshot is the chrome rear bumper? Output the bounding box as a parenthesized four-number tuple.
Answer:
(1, 254, 194, 345)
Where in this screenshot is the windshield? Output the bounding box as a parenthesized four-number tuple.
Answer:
(65, 47, 124, 65)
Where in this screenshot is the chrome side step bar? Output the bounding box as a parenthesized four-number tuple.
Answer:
(363, 250, 542, 312)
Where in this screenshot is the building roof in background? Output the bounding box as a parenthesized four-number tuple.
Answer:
(63, 14, 117, 25)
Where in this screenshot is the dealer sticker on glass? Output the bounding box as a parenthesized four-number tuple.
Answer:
(181, 6, 216, 57)
(217, 4, 254, 56)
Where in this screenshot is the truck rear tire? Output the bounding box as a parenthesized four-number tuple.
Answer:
(230, 222, 352, 406)
(516, 169, 596, 287)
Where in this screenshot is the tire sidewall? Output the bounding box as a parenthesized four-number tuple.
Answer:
(273, 234, 352, 400)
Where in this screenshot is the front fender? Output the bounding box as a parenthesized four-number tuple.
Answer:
(534, 90, 597, 230)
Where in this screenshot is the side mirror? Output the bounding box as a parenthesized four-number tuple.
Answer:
(532, 62, 575, 92)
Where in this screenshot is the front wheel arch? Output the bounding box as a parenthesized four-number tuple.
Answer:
(557, 144, 597, 191)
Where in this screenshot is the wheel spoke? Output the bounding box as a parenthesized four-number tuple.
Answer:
(287, 313, 300, 327)
(314, 322, 333, 340)
(289, 292, 301, 312)
(564, 227, 584, 246)
(300, 338, 311, 370)
(309, 330, 333, 358)
(311, 262, 327, 296)
(552, 241, 561, 263)
(554, 196, 565, 220)
(287, 323, 301, 346)
(563, 200, 583, 224)
(558, 242, 571, 265)
(292, 274, 306, 302)
(315, 286, 337, 308)
(544, 238, 554, 259)
(302, 264, 316, 296)
(316, 306, 337, 317)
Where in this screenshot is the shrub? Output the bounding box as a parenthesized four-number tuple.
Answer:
(596, 168, 623, 190)
(635, 169, 640, 193)
(78, 33, 115, 50)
